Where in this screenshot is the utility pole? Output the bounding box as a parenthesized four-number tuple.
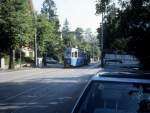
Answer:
(92, 43, 94, 62)
(34, 13, 38, 67)
(19, 34, 22, 68)
(29, 0, 38, 67)
(101, 12, 104, 67)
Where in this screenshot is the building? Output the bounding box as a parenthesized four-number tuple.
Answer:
(22, 47, 34, 58)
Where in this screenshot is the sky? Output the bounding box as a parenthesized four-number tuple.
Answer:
(32, 0, 101, 32)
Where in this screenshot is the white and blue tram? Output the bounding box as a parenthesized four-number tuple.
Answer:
(64, 48, 89, 67)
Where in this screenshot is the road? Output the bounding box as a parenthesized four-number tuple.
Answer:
(0, 63, 101, 113)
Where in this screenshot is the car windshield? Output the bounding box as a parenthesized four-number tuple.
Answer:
(77, 81, 150, 113)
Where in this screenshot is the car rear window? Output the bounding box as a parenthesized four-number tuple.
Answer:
(76, 81, 150, 113)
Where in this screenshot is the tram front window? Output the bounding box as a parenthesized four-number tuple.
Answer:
(75, 52, 78, 58)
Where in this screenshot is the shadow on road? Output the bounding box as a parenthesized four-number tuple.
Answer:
(0, 75, 92, 113)
(41, 63, 100, 70)
(41, 63, 64, 69)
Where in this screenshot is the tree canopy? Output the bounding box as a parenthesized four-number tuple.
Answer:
(37, 0, 63, 62)
(0, 0, 34, 69)
(96, 0, 150, 69)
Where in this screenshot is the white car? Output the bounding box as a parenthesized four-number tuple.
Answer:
(72, 73, 150, 113)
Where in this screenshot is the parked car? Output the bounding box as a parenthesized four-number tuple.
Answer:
(45, 57, 58, 64)
(72, 73, 150, 113)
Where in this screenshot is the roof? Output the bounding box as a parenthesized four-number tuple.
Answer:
(92, 73, 150, 84)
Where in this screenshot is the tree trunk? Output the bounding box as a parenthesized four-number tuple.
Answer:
(9, 49, 15, 69)
(0, 57, 1, 68)
(0, 52, 1, 68)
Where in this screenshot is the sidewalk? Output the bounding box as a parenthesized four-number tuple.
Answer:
(0, 63, 65, 73)
(90, 62, 101, 68)
(0, 67, 35, 74)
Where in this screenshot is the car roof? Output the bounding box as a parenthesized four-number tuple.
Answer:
(92, 72, 150, 84)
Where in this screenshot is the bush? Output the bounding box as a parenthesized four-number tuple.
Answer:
(24, 57, 34, 64)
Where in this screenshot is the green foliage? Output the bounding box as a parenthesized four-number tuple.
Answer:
(0, 0, 34, 69)
(96, 0, 150, 69)
(75, 27, 84, 41)
(36, 14, 63, 61)
(24, 57, 34, 64)
(0, 0, 33, 50)
(62, 19, 74, 47)
(123, 0, 150, 69)
(37, 14, 54, 55)
(96, 0, 110, 14)
(41, 0, 57, 21)
(62, 19, 69, 33)
(61, 19, 100, 59)
(38, 0, 63, 62)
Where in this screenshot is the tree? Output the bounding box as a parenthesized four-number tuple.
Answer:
(0, 0, 34, 69)
(96, 0, 150, 69)
(96, 0, 110, 15)
(123, 0, 150, 69)
(84, 28, 94, 42)
(36, 14, 53, 56)
(75, 27, 84, 41)
(41, 0, 60, 32)
(41, 0, 57, 21)
(41, 0, 60, 45)
(39, 0, 64, 62)
(41, 0, 60, 33)
(81, 28, 100, 59)
(36, 14, 63, 59)
(62, 19, 70, 36)
(62, 19, 72, 47)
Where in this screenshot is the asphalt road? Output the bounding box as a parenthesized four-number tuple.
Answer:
(0, 63, 101, 113)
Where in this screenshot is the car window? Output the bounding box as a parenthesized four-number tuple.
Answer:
(76, 81, 150, 113)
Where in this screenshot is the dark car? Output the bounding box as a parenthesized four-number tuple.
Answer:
(72, 73, 150, 113)
(45, 57, 58, 64)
